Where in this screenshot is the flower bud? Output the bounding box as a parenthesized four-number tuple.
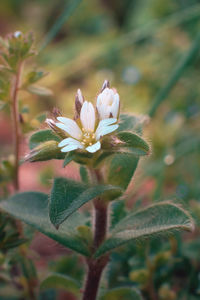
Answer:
(45, 118, 66, 139)
(24, 141, 64, 162)
(52, 107, 62, 118)
(96, 84, 120, 120)
(74, 89, 84, 120)
(101, 79, 110, 92)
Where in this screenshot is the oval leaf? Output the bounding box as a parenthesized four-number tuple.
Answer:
(49, 177, 122, 228)
(0, 192, 90, 256)
(29, 129, 60, 150)
(95, 202, 194, 258)
(117, 131, 150, 156)
(107, 153, 139, 190)
(117, 114, 148, 135)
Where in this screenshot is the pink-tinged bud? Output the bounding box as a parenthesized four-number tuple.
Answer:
(96, 82, 120, 120)
(52, 107, 62, 118)
(45, 118, 56, 130)
(101, 80, 110, 92)
(74, 89, 84, 119)
(45, 118, 66, 139)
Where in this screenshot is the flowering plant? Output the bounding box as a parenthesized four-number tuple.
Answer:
(0, 74, 194, 300)
(0, 28, 194, 299)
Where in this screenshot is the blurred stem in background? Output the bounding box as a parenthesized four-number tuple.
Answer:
(10, 61, 37, 299)
(149, 31, 200, 117)
(11, 61, 23, 191)
(40, 0, 82, 51)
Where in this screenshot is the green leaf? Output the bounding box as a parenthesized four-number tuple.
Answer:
(117, 114, 146, 135)
(117, 131, 150, 156)
(111, 200, 127, 228)
(107, 153, 139, 190)
(26, 85, 53, 96)
(49, 177, 122, 228)
(101, 287, 143, 300)
(29, 130, 61, 150)
(93, 151, 114, 168)
(0, 192, 90, 256)
(79, 166, 89, 184)
(63, 152, 75, 167)
(95, 202, 194, 258)
(26, 141, 65, 162)
(24, 70, 48, 86)
(40, 273, 80, 296)
(35, 113, 47, 123)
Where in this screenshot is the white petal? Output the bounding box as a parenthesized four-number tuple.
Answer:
(61, 144, 81, 152)
(101, 88, 115, 104)
(56, 117, 82, 140)
(86, 141, 101, 153)
(111, 94, 120, 118)
(80, 101, 95, 131)
(98, 104, 108, 119)
(55, 122, 70, 132)
(96, 93, 102, 107)
(58, 137, 82, 148)
(95, 118, 117, 139)
(98, 118, 117, 126)
(95, 124, 119, 140)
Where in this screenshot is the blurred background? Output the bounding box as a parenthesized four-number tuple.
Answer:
(0, 0, 200, 299)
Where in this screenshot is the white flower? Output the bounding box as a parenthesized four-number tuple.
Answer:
(55, 101, 118, 153)
(96, 87, 120, 120)
(14, 31, 22, 38)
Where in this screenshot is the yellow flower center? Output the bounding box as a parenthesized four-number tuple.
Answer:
(81, 128, 96, 146)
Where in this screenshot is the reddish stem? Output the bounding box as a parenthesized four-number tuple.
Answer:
(11, 62, 23, 191)
(82, 169, 109, 300)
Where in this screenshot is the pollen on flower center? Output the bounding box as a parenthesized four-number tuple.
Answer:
(81, 128, 96, 146)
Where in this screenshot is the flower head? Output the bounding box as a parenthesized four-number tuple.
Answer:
(55, 101, 118, 153)
(96, 81, 120, 120)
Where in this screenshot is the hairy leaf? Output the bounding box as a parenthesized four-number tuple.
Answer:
(29, 129, 61, 150)
(0, 192, 90, 256)
(95, 202, 194, 258)
(107, 153, 139, 189)
(117, 131, 150, 156)
(26, 141, 64, 162)
(49, 177, 122, 228)
(117, 114, 147, 135)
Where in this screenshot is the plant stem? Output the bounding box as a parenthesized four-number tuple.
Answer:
(11, 63, 37, 300)
(82, 169, 109, 300)
(11, 62, 23, 191)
